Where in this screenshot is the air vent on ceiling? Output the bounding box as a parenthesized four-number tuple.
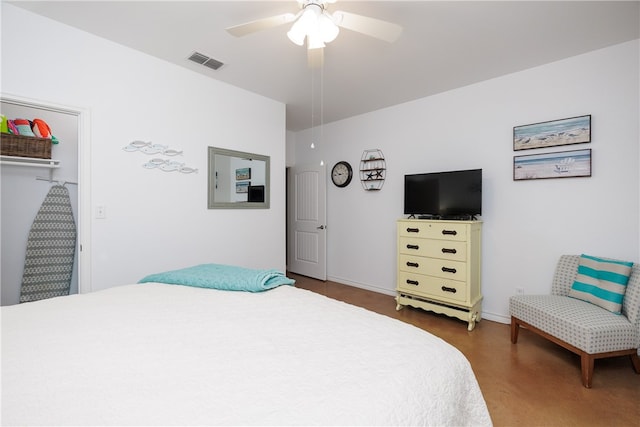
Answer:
(188, 51, 224, 71)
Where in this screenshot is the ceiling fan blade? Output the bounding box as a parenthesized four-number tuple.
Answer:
(332, 11, 402, 43)
(226, 13, 296, 37)
(307, 48, 324, 68)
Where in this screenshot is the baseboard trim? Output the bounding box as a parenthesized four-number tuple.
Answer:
(326, 275, 511, 325)
(326, 276, 397, 297)
(480, 311, 510, 324)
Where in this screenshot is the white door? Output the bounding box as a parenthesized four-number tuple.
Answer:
(287, 164, 327, 280)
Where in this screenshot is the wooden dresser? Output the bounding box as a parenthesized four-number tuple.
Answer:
(396, 219, 483, 331)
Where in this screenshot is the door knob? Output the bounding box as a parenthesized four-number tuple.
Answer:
(317, 225, 325, 230)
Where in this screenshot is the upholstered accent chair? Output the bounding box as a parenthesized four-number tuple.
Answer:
(509, 255, 640, 388)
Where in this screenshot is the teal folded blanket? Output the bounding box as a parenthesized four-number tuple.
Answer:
(138, 263, 295, 292)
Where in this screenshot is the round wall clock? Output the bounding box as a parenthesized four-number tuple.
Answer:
(331, 161, 353, 188)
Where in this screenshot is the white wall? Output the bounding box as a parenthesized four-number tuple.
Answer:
(291, 40, 640, 323)
(1, 4, 287, 296)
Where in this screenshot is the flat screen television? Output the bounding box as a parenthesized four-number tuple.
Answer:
(404, 169, 482, 219)
(247, 185, 265, 203)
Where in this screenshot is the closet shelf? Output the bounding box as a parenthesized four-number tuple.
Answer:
(0, 155, 60, 169)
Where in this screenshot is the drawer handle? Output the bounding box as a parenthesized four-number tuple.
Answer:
(441, 286, 457, 294)
(441, 266, 457, 274)
(406, 244, 419, 250)
(442, 229, 457, 236)
(406, 227, 419, 233)
(441, 248, 457, 254)
(406, 261, 419, 268)
(406, 279, 419, 286)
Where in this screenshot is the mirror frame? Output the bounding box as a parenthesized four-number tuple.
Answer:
(207, 146, 270, 209)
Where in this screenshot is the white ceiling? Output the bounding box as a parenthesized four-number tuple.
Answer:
(10, 1, 640, 131)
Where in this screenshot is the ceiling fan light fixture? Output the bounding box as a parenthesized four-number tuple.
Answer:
(227, 0, 404, 57)
(287, 20, 307, 45)
(287, 5, 316, 46)
(287, 1, 339, 49)
(318, 12, 339, 43)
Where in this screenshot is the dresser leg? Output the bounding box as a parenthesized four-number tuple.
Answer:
(467, 312, 477, 331)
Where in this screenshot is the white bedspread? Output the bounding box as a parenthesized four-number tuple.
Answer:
(2, 283, 492, 426)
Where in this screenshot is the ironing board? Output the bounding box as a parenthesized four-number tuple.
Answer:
(19, 185, 77, 303)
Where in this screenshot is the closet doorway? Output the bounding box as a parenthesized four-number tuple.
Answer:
(1, 96, 90, 306)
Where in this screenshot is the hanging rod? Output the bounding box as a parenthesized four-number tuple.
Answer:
(0, 155, 60, 168)
(36, 176, 77, 186)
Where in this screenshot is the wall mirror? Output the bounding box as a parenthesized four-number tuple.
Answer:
(208, 146, 270, 209)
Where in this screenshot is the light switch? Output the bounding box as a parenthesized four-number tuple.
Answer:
(96, 206, 106, 219)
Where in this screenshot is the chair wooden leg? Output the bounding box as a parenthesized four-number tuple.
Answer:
(631, 353, 640, 374)
(510, 317, 519, 344)
(581, 353, 594, 388)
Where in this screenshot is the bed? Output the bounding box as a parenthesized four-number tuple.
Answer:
(2, 265, 492, 426)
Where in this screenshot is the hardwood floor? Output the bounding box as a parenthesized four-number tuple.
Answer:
(291, 273, 640, 427)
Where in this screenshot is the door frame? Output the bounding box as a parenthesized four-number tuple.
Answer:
(2, 93, 92, 294)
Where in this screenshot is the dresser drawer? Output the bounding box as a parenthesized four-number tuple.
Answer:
(398, 237, 467, 261)
(398, 221, 467, 241)
(398, 253, 467, 279)
(397, 271, 467, 303)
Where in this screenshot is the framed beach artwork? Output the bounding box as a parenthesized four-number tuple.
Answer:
(235, 167, 251, 180)
(513, 115, 591, 151)
(514, 149, 591, 181)
(236, 181, 250, 193)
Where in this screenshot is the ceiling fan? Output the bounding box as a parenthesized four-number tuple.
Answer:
(226, 0, 402, 66)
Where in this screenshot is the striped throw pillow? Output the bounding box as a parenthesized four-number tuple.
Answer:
(568, 254, 633, 314)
